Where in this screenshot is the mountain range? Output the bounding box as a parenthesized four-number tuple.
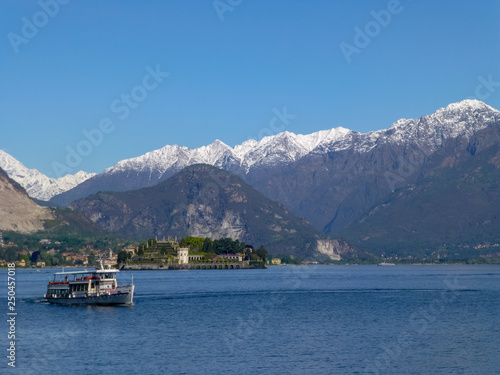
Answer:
(248, 100, 500, 234)
(2, 99, 500, 259)
(45, 100, 499, 209)
(46, 100, 500, 231)
(4, 100, 497, 207)
(0, 150, 95, 201)
(46, 126, 353, 206)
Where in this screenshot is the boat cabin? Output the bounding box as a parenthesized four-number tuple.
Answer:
(46, 268, 120, 299)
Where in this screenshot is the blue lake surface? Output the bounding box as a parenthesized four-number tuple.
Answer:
(1, 265, 499, 374)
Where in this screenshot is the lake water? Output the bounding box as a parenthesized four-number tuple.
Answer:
(1, 265, 499, 374)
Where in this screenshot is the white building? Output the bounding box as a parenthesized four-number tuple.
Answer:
(176, 247, 189, 264)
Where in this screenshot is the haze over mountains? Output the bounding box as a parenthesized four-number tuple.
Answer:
(2, 99, 500, 258)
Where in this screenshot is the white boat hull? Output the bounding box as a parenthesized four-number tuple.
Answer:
(46, 285, 135, 306)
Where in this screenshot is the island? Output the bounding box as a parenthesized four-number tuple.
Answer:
(119, 237, 267, 270)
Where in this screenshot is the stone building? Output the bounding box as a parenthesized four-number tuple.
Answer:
(138, 237, 190, 264)
(177, 248, 189, 264)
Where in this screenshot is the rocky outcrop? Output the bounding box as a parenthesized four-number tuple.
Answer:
(185, 205, 246, 240)
(0, 168, 54, 232)
(316, 239, 356, 260)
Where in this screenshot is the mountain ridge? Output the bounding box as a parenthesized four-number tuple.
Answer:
(0, 150, 95, 201)
(337, 120, 500, 258)
(48, 99, 500, 207)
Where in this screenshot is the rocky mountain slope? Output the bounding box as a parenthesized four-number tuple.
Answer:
(69, 164, 354, 259)
(0, 166, 101, 236)
(0, 150, 95, 201)
(338, 119, 500, 258)
(246, 100, 500, 233)
(50, 100, 500, 235)
(0, 167, 55, 232)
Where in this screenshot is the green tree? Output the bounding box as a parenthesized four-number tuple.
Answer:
(41, 251, 53, 266)
(4, 248, 17, 262)
(202, 238, 213, 253)
(251, 253, 261, 261)
(256, 245, 268, 261)
(138, 245, 145, 256)
(280, 254, 302, 265)
(117, 251, 130, 264)
(180, 237, 206, 251)
(88, 252, 96, 266)
(31, 250, 41, 263)
(212, 238, 245, 255)
(51, 256, 60, 266)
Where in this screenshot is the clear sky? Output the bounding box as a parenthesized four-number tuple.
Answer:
(1, 0, 499, 178)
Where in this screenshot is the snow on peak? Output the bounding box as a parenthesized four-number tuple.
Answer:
(0, 150, 95, 201)
(361, 99, 500, 153)
(102, 126, 353, 177)
(102, 99, 500, 179)
(442, 99, 494, 112)
(295, 127, 351, 150)
(7, 99, 497, 200)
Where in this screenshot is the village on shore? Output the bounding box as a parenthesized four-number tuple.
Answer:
(0, 232, 306, 269)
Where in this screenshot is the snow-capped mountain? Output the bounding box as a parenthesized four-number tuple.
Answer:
(104, 99, 499, 176)
(103, 126, 352, 176)
(253, 99, 500, 234)
(312, 99, 500, 154)
(0, 150, 96, 201)
(49, 99, 500, 208)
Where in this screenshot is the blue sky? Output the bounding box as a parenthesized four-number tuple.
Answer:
(1, 0, 499, 178)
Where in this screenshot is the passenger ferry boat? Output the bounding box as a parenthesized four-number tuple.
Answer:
(44, 260, 135, 306)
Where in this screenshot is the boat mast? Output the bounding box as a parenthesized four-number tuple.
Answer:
(98, 254, 104, 270)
